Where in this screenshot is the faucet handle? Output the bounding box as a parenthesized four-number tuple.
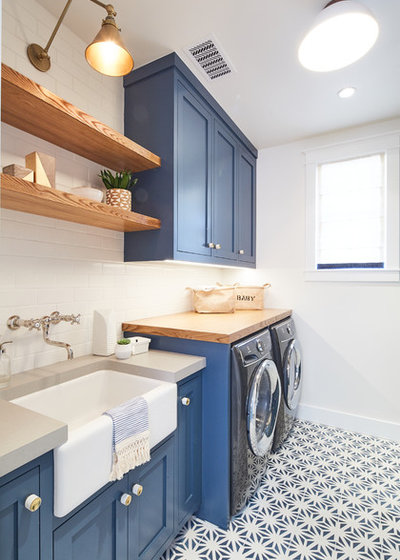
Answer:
(49, 311, 61, 324)
(70, 314, 81, 325)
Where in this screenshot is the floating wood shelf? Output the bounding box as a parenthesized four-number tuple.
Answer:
(0, 174, 161, 233)
(1, 63, 161, 172)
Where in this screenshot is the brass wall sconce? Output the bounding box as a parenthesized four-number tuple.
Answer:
(27, 0, 134, 77)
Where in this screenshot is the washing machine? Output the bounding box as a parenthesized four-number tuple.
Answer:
(270, 317, 302, 452)
(231, 329, 281, 516)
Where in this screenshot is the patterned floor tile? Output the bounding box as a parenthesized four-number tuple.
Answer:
(164, 420, 400, 560)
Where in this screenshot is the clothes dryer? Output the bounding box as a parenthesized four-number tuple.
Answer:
(270, 317, 302, 452)
(231, 329, 281, 516)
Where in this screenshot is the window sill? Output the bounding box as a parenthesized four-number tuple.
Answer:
(304, 269, 400, 283)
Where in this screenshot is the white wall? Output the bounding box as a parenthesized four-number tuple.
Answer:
(227, 118, 400, 439)
(0, 0, 224, 374)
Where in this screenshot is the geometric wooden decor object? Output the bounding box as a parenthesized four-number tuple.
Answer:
(25, 151, 56, 188)
(2, 164, 34, 182)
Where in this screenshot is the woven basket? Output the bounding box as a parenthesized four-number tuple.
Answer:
(234, 283, 271, 309)
(106, 188, 131, 211)
(189, 286, 236, 313)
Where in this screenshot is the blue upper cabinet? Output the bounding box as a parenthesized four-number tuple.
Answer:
(176, 83, 212, 258)
(124, 53, 257, 268)
(212, 120, 237, 262)
(237, 147, 256, 264)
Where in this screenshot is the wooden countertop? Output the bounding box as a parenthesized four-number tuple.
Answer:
(123, 308, 292, 344)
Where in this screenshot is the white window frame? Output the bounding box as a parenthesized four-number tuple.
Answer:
(305, 132, 400, 282)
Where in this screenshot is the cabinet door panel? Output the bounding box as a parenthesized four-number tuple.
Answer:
(213, 121, 237, 261)
(177, 374, 202, 528)
(176, 84, 212, 257)
(0, 468, 40, 560)
(53, 480, 128, 560)
(237, 149, 256, 263)
(128, 436, 175, 560)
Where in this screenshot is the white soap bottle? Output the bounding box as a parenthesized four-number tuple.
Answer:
(92, 309, 117, 356)
(0, 341, 12, 388)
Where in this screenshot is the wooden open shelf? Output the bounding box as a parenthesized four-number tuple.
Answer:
(1, 64, 161, 173)
(0, 174, 161, 232)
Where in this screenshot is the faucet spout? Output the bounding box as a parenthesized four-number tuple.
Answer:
(42, 320, 74, 359)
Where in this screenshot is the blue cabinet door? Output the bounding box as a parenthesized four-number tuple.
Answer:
(212, 120, 237, 261)
(128, 436, 175, 560)
(177, 374, 202, 528)
(176, 82, 212, 258)
(53, 479, 128, 560)
(237, 147, 256, 264)
(0, 468, 40, 560)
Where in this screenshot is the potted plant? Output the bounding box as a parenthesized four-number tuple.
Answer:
(114, 338, 132, 359)
(99, 169, 138, 211)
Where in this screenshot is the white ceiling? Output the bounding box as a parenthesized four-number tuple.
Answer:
(36, 0, 400, 149)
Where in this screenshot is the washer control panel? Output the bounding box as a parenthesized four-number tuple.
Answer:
(234, 329, 273, 365)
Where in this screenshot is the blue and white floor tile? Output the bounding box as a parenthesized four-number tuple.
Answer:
(164, 420, 400, 560)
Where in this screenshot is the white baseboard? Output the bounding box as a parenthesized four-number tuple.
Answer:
(297, 403, 400, 442)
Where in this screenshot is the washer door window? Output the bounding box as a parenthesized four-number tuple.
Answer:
(247, 359, 281, 456)
(283, 339, 302, 410)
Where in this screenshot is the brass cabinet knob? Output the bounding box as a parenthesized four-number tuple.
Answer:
(215, 244, 221, 250)
(25, 494, 42, 512)
(132, 484, 143, 496)
(239, 249, 245, 255)
(120, 493, 132, 506)
(207, 242, 215, 248)
(181, 397, 191, 406)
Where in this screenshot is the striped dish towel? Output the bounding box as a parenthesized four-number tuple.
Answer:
(104, 396, 150, 481)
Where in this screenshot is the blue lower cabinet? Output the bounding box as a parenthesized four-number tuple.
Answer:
(128, 436, 175, 560)
(141, 335, 231, 529)
(177, 374, 202, 529)
(0, 453, 53, 560)
(1, 372, 204, 560)
(0, 467, 41, 560)
(53, 478, 129, 560)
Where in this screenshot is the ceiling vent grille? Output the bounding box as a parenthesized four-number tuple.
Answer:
(185, 37, 235, 80)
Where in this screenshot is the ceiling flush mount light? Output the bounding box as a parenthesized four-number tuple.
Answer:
(298, 0, 379, 72)
(338, 86, 356, 98)
(27, 0, 133, 77)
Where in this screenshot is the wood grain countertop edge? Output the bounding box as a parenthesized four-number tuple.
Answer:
(122, 308, 292, 344)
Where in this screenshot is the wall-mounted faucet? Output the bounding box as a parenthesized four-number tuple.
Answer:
(7, 311, 81, 360)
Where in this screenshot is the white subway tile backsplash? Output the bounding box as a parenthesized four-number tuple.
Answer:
(0, 289, 38, 307)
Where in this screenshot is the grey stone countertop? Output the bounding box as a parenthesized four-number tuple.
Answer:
(0, 350, 206, 478)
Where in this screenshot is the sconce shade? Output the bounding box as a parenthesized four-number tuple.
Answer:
(85, 20, 134, 77)
(298, 0, 379, 72)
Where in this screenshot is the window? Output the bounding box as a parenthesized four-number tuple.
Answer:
(305, 133, 400, 281)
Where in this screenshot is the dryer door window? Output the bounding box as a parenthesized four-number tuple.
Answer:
(283, 339, 302, 410)
(247, 359, 281, 457)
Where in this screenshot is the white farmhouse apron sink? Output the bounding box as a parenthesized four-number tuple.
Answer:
(12, 370, 177, 517)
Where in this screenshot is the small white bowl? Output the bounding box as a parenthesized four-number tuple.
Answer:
(72, 186, 104, 203)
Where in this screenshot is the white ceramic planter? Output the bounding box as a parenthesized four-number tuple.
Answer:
(114, 341, 132, 359)
(106, 188, 131, 211)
